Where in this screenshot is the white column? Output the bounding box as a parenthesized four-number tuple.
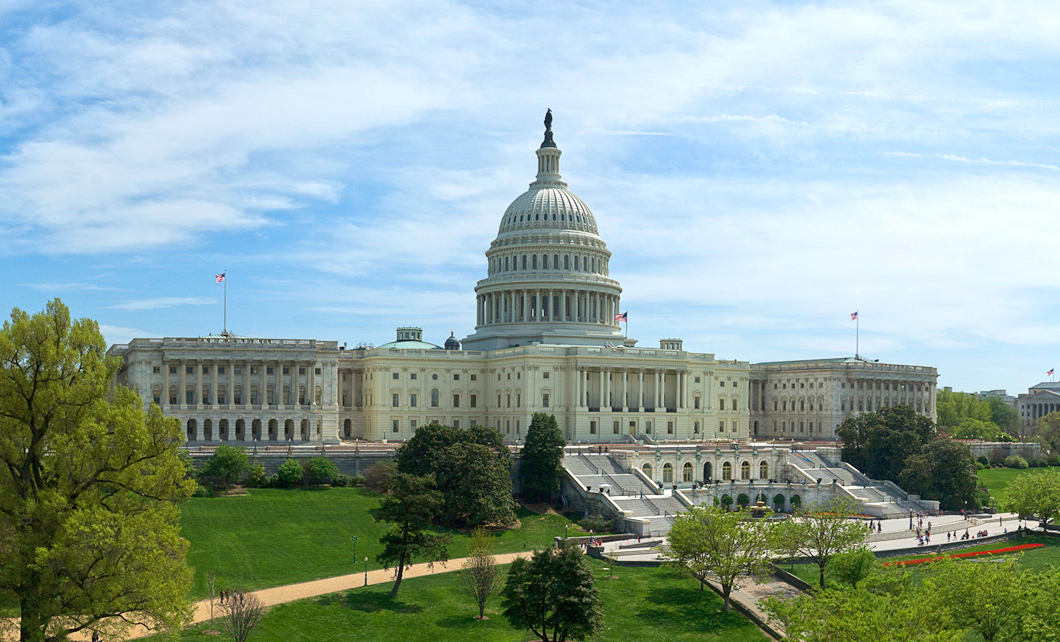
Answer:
(638, 370, 644, 410)
(210, 363, 219, 408)
(196, 362, 204, 407)
(163, 364, 170, 410)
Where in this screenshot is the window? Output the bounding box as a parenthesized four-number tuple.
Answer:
(646, 421, 652, 434)
(410, 419, 417, 430)
(720, 381, 725, 387)
(694, 396, 700, 409)
(760, 461, 769, 479)
(186, 366, 194, 375)
(299, 367, 306, 375)
(453, 394, 460, 408)
(454, 374, 460, 381)
(506, 394, 511, 408)
(683, 462, 693, 482)
(470, 394, 477, 408)
(590, 421, 596, 434)
(410, 393, 417, 407)
(613, 420, 620, 434)
(432, 374, 438, 380)
(470, 374, 477, 381)
(169, 366, 177, 374)
(719, 420, 726, 432)
(153, 366, 161, 374)
(741, 461, 751, 480)
(235, 367, 242, 375)
(315, 368, 321, 375)
(663, 463, 673, 483)
(282, 367, 289, 375)
(542, 393, 549, 408)
(722, 462, 732, 480)
(543, 372, 549, 379)
(411, 373, 417, 380)
(516, 393, 521, 407)
(695, 376, 700, 383)
(667, 421, 674, 434)
(453, 420, 459, 429)
(392, 419, 399, 433)
(250, 367, 257, 375)
(694, 421, 700, 434)
(642, 462, 652, 477)
(392, 372, 399, 380)
(431, 389, 439, 407)
(720, 399, 726, 410)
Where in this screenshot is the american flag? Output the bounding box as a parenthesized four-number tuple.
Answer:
(215, 272, 226, 283)
(1049, 369, 1054, 376)
(614, 312, 627, 322)
(850, 311, 858, 321)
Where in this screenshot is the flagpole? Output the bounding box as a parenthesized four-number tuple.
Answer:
(856, 313, 859, 359)
(223, 269, 227, 334)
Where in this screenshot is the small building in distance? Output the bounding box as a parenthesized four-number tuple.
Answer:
(1016, 381, 1060, 436)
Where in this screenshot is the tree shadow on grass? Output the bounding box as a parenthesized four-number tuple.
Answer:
(434, 613, 500, 629)
(634, 587, 751, 635)
(315, 590, 425, 614)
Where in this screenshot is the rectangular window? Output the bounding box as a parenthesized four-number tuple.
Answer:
(719, 420, 726, 432)
(153, 390, 161, 404)
(283, 367, 289, 375)
(720, 399, 726, 410)
(453, 420, 460, 429)
(694, 396, 700, 409)
(470, 394, 477, 408)
(720, 381, 725, 387)
(411, 373, 417, 380)
(470, 374, 477, 381)
(392, 420, 399, 433)
(694, 421, 700, 434)
(153, 366, 161, 374)
(454, 374, 460, 381)
(186, 366, 194, 374)
(667, 421, 674, 434)
(393, 372, 399, 380)
(169, 366, 177, 374)
(543, 372, 550, 379)
(392, 393, 399, 407)
(646, 421, 652, 434)
(299, 367, 306, 375)
(410, 393, 417, 407)
(315, 368, 321, 375)
(267, 367, 273, 375)
(694, 376, 700, 383)
(235, 367, 242, 375)
(218, 367, 226, 375)
(590, 421, 596, 434)
(453, 394, 460, 408)
(410, 419, 417, 431)
(613, 421, 620, 434)
(542, 393, 549, 408)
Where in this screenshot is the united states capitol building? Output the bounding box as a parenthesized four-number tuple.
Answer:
(109, 116, 938, 453)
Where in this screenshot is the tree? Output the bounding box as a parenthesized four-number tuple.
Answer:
(775, 498, 867, 587)
(898, 439, 978, 510)
(395, 423, 516, 528)
(665, 505, 774, 612)
(825, 548, 876, 589)
(986, 396, 1020, 438)
(1031, 412, 1060, 454)
(501, 543, 603, 642)
(437, 442, 517, 527)
(0, 299, 194, 642)
(375, 472, 450, 597)
(304, 457, 340, 486)
(199, 445, 249, 489)
(836, 405, 936, 482)
(276, 458, 304, 486)
(460, 528, 503, 619)
(936, 389, 992, 429)
(948, 418, 1007, 442)
(519, 413, 566, 503)
(1000, 467, 1060, 525)
(925, 557, 1026, 642)
(218, 590, 265, 642)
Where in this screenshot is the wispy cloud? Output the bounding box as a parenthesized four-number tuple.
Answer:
(110, 297, 215, 311)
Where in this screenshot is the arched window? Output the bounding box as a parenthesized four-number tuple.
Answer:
(722, 462, 733, 480)
(431, 388, 439, 407)
(642, 462, 653, 478)
(522, 255, 527, 270)
(553, 254, 559, 269)
(773, 494, 786, 511)
(703, 462, 713, 481)
(682, 462, 693, 482)
(740, 460, 751, 480)
(759, 461, 769, 480)
(564, 255, 570, 270)
(532, 255, 537, 269)
(663, 463, 673, 483)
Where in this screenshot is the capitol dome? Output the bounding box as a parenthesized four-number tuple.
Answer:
(461, 112, 626, 351)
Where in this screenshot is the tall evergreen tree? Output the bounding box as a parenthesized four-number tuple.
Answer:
(501, 542, 603, 642)
(520, 413, 565, 502)
(375, 472, 450, 597)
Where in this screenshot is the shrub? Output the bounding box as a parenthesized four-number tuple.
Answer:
(350, 474, 366, 487)
(331, 474, 351, 487)
(247, 464, 268, 488)
(1033, 457, 1050, 468)
(276, 458, 305, 486)
(198, 445, 249, 489)
(305, 457, 340, 485)
(1003, 455, 1029, 469)
(975, 461, 987, 470)
(191, 483, 213, 498)
(1053, 455, 1060, 467)
(976, 455, 990, 466)
(578, 514, 613, 534)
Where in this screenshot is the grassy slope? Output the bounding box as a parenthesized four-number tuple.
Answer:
(167, 559, 766, 642)
(976, 466, 1054, 504)
(181, 487, 584, 599)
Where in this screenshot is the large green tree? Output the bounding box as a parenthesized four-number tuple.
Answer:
(898, 439, 978, 510)
(501, 542, 603, 642)
(519, 413, 566, 503)
(395, 423, 516, 527)
(773, 498, 867, 588)
(665, 505, 774, 612)
(925, 557, 1026, 642)
(375, 472, 450, 597)
(1000, 467, 1060, 525)
(948, 418, 1009, 442)
(836, 405, 936, 482)
(935, 389, 992, 429)
(986, 396, 1020, 438)
(1031, 412, 1060, 454)
(198, 444, 249, 490)
(0, 299, 194, 642)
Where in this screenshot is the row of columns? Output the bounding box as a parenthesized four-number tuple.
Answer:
(477, 288, 619, 326)
(186, 417, 314, 442)
(574, 367, 690, 411)
(162, 358, 324, 409)
(1026, 401, 1059, 422)
(849, 378, 934, 414)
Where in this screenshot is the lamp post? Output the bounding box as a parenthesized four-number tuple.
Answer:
(351, 535, 358, 563)
(364, 556, 368, 587)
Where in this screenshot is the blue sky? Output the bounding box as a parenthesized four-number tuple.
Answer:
(2, 1, 1059, 396)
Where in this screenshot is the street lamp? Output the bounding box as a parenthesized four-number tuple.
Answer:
(351, 535, 358, 563)
(364, 556, 369, 587)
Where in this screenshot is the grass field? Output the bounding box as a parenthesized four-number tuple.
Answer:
(164, 558, 766, 642)
(976, 466, 1055, 504)
(181, 487, 585, 600)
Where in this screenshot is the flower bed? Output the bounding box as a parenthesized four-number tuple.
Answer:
(882, 543, 1044, 567)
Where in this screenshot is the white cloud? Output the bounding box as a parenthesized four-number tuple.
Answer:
(110, 296, 215, 311)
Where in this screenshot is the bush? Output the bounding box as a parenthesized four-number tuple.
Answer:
(975, 461, 987, 470)
(305, 457, 340, 485)
(1003, 455, 1029, 469)
(198, 445, 249, 489)
(578, 514, 613, 534)
(976, 455, 990, 466)
(1033, 457, 1050, 468)
(276, 458, 305, 486)
(247, 464, 268, 488)
(350, 474, 366, 487)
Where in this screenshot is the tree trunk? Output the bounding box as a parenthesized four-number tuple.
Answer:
(478, 600, 485, 618)
(20, 593, 47, 642)
(390, 552, 406, 597)
(818, 563, 826, 588)
(722, 585, 732, 613)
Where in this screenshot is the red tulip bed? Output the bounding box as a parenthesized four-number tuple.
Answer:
(882, 543, 1044, 567)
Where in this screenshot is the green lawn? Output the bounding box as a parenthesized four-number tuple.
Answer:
(181, 487, 585, 600)
(976, 466, 1055, 504)
(164, 558, 766, 642)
